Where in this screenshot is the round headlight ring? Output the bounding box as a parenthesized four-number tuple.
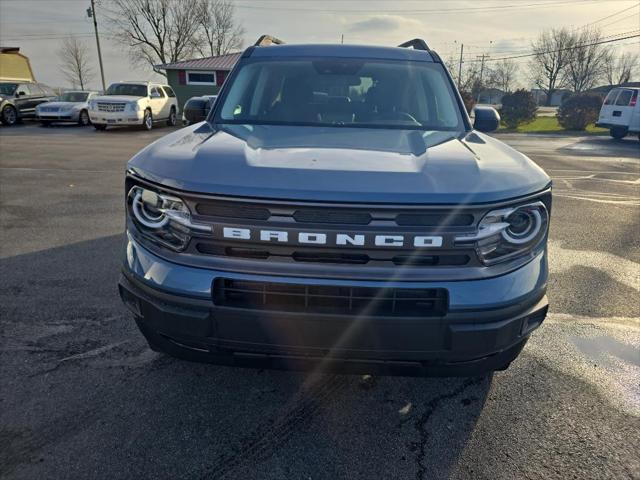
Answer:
(501, 207, 543, 245)
(130, 189, 169, 229)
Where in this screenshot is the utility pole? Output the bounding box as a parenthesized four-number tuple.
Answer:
(476, 53, 489, 101)
(457, 43, 464, 89)
(88, 0, 106, 91)
(341, 34, 344, 44)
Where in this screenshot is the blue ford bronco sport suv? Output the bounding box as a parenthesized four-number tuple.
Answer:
(119, 36, 551, 376)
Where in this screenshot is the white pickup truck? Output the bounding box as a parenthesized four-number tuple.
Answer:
(596, 86, 640, 140)
(88, 81, 179, 131)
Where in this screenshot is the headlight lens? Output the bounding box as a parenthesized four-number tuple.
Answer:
(456, 201, 549, 265)
(126, 102, 140, 112)
(127, 186, 211, 250)
(88, 100, 97, 110)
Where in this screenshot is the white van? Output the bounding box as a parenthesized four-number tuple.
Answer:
(596, 87, 640, 140)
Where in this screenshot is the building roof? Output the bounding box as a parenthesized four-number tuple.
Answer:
(156, 52, 241, 72)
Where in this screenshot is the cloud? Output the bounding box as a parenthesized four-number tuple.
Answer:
(348, 15, 422, 33)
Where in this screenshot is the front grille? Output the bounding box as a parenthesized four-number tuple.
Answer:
(181, 195, 484, 268)
(125, 176, 486, 269)
(195, 242, 472, 266)
(193, 199, 475, 227)
(213, 278, 448, 317)
(97, 102, 126, 112)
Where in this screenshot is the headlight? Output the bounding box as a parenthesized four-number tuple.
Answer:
(455, 201, 549, 265)
(127, 186, 211, 251)
(126, 102, 140, 112)
(88, 100, 97, 110)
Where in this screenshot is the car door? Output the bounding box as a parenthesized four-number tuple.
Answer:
(598, 88, 622, 126)
(611, 89, 637, 128)
(14, 83, 35, 117)
(149, 86, 166, 119)
(162, 86, 178, 113)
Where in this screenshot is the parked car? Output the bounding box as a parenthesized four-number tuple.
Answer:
(119, 37, 551, 377)
(182, 95, 217, 125)
(36, 90, 98, 126)
(596, 87, 640, 140)
(88, 81, 179, 131)
(0, 81, 56, 126)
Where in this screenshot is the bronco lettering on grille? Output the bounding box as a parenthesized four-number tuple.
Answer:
(220, 227, 443, 248)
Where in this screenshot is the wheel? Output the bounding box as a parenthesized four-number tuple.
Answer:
(167, 107, 177, 127)
(93, 124, 107, 131)
(40, 121, 51, 127)
(1, 105, 18, 126)
(609, 126, 627, 139)
(78, 109, 90, 126)
(142, 109, 153, 130)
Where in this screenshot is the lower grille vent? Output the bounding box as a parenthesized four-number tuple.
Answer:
(213, 279, 448, 317)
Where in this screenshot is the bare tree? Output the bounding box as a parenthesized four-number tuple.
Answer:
(528, 28, 574, 105)
(487, 59, 517, 93)
(106, 0, 202, 75)
(196, 0, 244, 57)
(603, 50, 639, 85)
(564, 28, 606, 92)
(58, 37, 95, 89)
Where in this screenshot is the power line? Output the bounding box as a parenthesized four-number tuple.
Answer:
(232, 0, 601, 14)
(480, 33, 640, 63)
(578, 2, 640, 29)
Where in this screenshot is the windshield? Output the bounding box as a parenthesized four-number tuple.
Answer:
(216, 58, 464, 131)
(0, 83, 18, 96)
(57, 92, 90, 102)
(105, 83, 147, 97)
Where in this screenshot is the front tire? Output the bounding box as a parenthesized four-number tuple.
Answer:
(93, 124, 107, 131)
(609, 126, 628, 139)
(142, 109, 153, 131)
(78, 109, 90, 126)
(1, 105, 18, 126)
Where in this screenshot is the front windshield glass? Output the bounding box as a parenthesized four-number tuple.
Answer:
(105, 83, 147, 97)
(216, 58, 463, 131)
(58, 92, 90, 102)
(0, 83, 18, 96)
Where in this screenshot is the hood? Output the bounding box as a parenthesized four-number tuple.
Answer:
(94, 95, 141, 102)
(128, 124, 551, 204)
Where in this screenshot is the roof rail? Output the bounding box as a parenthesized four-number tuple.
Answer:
(254, 35, 285, 46)
(398, 39, 430, 51)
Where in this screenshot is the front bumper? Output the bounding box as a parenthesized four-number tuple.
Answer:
(37, 111, 79, 122)
(120, 235, 549, 375)
(89, 110, 143, 125)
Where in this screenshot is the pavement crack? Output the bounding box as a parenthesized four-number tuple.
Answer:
(413, 377, 486, 480)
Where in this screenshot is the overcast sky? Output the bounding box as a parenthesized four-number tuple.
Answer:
(1, 0, 638, 90)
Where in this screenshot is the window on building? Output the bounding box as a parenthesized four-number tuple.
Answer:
(186, 71, 216, 85)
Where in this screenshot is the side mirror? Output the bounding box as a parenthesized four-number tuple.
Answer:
(473, 106, 500, 133)
(17, 91, 26, 97)
(184, 98, 209, 125)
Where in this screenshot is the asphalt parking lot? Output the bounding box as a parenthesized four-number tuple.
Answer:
(1, 123, 639, 479)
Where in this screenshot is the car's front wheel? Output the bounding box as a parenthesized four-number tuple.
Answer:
(167, 107, 177, 127)
(142, 110, 153, 131)
(610, 126, 628, 139)
(78, 109, 90, 126)
(1, 105, 18, 126)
